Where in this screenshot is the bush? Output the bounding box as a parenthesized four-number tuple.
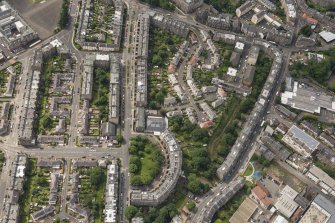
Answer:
(300, 25, 313, 37)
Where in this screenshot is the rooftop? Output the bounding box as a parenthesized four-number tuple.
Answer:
(286, 125, 320, 152)
(229, 197, 258, 223)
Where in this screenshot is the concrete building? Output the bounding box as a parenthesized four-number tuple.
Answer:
(151, 13, 190, 38)
(101, 121, 116, 137)
(0, 1, 38, 51)
(2, 154, 27, 223)
(280, 0, 297, 25)
(256, 0, 276, 11)
(104, 162, 119, 223)
(230, 51, 241, 67)
(211, 98, 225, 109)
(18, 49, 43, 145)
(274, 186, 299, 218)
(306, 165, 335, 197)
(49, 173, 59, 205)
(229, 197, 258, 223)
(266, 28, 293, 46)
(300, 120, 321, 137)
(146, 116, 168, 133)
(191, 178, 245, 222)
(242, 65, 256, 87)
(281, 81, 335, 114)
(236, 1, 254, 18)
(131, 130, 182, 206)
(4, 74, 15, 97)
(251, 11, 266, 24)
(37, 135, 65, 145)
(79, 136, 99, 146)
(170, 0, 203, 13)
(251, 184, 273, 209)
(241, 23, 257, 37)
(207, 14, 231, 30)
(247, 46, 260, 66)
(185, 107, 197, 124)
(319, 133, 335, 148)
(299, 194, 335, 223)
(37, 159, 63, 169)
(109, 54, 121, 124)
(76, 0, 124, 51)
(199, 102, 216, 120)
(135, 107, 146, 132)
(187, 79, 202, 98)
(72, 159, 98, 169)
(31, 206, 55, 222)
(0, 102, 10, 135)
(282, 125, 320, 157)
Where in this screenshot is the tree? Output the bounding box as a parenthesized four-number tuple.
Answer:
(191, 128, 209, 143)
(41, 115, 53, 129)
(129, 163, 139, 174)
(116, 134, 123, 143)
(130, 175, 143, 186)
(187, 174, 208, 195)
(300, 25, 313, 37)
(90, 167, 105, 187)
(187, 201, 196, 211)
(125, 205, 139, 220)
(59, 0, 70, 29)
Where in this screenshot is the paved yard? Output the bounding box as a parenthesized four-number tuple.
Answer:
(8, 0, 62, 39)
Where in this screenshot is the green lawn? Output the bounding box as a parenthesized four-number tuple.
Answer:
(243, 163, 253, 177)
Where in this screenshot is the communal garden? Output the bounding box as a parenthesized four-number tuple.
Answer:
(36, 55, 68, 135)
(85, 0, 116, 44)
(193, 43, 233, 88)
(19, 159, 62, 223)
(290, 48, 335, 89)
(147, 27, 183, 109)
(129, 136, 165, 186)
(92, 68, 110, 122)
(77, 166, 107, 222)
(0, 62, 21, 96)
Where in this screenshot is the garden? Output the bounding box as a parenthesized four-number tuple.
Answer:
(147, 27, 183, 109)
(129, 136, 165, 186)
(85, 0, 116, 44)
(77, 166, 107, 222)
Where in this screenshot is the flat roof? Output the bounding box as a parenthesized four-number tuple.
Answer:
(319, 31, 335, 43)
(288, 125, 320, 151)
(308, 165, 335, 189)
(299, 194, 334, 223)
(275, 193, 299, 218)
(229, 197, 258, 223)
